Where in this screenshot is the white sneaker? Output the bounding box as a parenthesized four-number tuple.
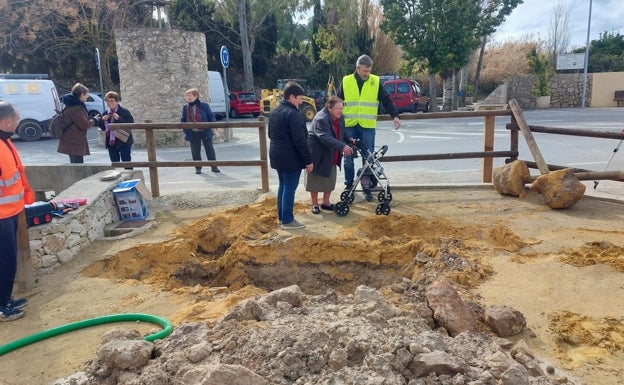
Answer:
(280, 220, 305, 230)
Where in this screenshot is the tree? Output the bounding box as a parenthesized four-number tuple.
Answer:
(526, 46, 553, 97)
(575, 31, 624, 72)
(472, 0, 523, 99)
(369, 3, 403, 76)
(204, 0, 303, 91)
(0, 0, 153, 90)
(381, 0, 482, 111)
(314, 0, 374, 80)
(546, 1, 572, 64)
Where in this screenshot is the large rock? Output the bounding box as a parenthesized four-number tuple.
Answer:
(531, 168, 585, 209)
(181, 363, 268, 385)
(425, 279, 475, 336)
(94, 339, 154, 370)
(484, 305, 526, 337)
(493, 160, 531, 198)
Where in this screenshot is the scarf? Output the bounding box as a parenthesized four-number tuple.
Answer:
(187, 98, 202, 123)
(62, 94, 88, 112)
(105, 106, 118, 145)
(332, 118, 341, 166)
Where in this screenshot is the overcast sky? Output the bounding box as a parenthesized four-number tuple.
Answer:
(492, 0, 624, 50)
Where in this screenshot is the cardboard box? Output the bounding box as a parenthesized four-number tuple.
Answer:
(112, 179, 151, 221)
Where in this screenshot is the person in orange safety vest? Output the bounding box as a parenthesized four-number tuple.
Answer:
(0, 102, 34, 322)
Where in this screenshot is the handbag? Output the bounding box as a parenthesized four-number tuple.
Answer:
(113, 128, 131, 142)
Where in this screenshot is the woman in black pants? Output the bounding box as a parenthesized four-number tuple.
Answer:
(181, 88, 220, 174)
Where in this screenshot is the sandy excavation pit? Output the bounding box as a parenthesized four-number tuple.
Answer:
(2, 187, 624, 385)
(83, 198, 495, 297)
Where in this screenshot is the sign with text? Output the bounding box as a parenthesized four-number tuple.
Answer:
(556, 53, 584, 70)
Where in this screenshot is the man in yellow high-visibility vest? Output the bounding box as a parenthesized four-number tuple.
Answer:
(337, 54, 401, 202)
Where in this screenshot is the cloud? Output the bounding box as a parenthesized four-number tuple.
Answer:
(493, 0, 624, 50)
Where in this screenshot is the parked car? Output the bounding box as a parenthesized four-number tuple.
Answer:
(381, 78, 429, 113)
(229, 91, 261, 118)
(61, 92, 106, 118)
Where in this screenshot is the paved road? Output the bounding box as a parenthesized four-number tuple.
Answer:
(12, 108, 624, 200)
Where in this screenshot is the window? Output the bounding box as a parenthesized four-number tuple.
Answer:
(397, 82, 410, 94)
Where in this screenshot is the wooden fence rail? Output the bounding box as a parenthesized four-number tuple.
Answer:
(110, 103, 624, 195)
(109, 118, 269, 197)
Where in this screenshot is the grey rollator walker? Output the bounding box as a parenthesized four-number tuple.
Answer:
(334, 139, 392, 217)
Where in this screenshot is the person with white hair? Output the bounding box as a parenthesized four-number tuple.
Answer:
(337, 54, 401, 201)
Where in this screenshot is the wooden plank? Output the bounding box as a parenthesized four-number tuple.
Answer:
(145, 127, 159, 198)
(258, 117, 270, 192)
(528, 170, 624, 182)
(508, 99, 550, 175)
(482, 116, 495, 183)
(112, 160, 266, 167)
(16, 210, 34, 291)
(473, 103, 508, 111)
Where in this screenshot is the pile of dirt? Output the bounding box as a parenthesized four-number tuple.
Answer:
(2, 188, 624, 385)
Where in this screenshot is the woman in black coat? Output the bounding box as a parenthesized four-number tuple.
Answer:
(268, 82, 313, 229)
(304, 96, 353, 214)
(98, 91, 134, 166)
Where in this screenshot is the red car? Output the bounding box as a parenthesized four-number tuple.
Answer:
(229, 91, 261, 118)
(381, 78, 429, 113)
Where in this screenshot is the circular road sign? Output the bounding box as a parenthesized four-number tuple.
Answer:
(220, 46, 229, 69)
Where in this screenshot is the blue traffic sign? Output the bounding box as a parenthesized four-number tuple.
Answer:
(220, 46, 229, 69)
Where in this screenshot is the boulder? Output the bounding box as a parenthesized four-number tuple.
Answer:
(484, 305, 526, 337)
(531, 168, 585, 209)
(425, 279, 475, 336)
(493, 160, 531, 198)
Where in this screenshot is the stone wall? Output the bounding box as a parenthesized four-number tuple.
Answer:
(115, 28, 230, 148)
(484, 73, 593, 109)
(27, 171, 143, 273)
(25, 164, 113, 200)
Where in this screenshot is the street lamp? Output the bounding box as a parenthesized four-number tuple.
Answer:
(581, 0, 592, 109)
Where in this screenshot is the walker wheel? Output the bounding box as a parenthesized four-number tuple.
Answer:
(334, 201, 349, 217)
(375, 202, 391, 216)
(340, 191, 355, 204)
(378, 190, 392, 203)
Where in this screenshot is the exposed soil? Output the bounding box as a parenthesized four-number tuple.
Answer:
(1, 187, 624, 384)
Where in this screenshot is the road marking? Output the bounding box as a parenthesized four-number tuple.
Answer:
(415, 131, 507, 136)
(409, 135, 457, 140)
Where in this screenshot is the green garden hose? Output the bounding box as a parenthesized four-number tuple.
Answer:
(0, 313, 173, 356)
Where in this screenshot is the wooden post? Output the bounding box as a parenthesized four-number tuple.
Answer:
(509, 99, 550, 174)
(16, 210, 34, 290)
(509, 115, 519, 160)
(145, 127, 159, 197)
(258, 117, 270, 192)
(481, 115, 495, 183)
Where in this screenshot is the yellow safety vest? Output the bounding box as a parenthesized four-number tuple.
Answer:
(342, 74, 379, 129)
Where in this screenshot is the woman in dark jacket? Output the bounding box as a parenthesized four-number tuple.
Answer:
(57, 83, 97, 163)
(181, 88, 220, 174)
(268, 82, 313, 230)
(305, 96, 353, 214)
(97, 91, 134, 166)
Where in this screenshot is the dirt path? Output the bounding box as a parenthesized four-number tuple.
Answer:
(1, 187, 624, 385)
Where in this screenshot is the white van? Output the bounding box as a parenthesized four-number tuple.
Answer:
(207, 71, 227, 120)
(0, 74, 61, 141)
